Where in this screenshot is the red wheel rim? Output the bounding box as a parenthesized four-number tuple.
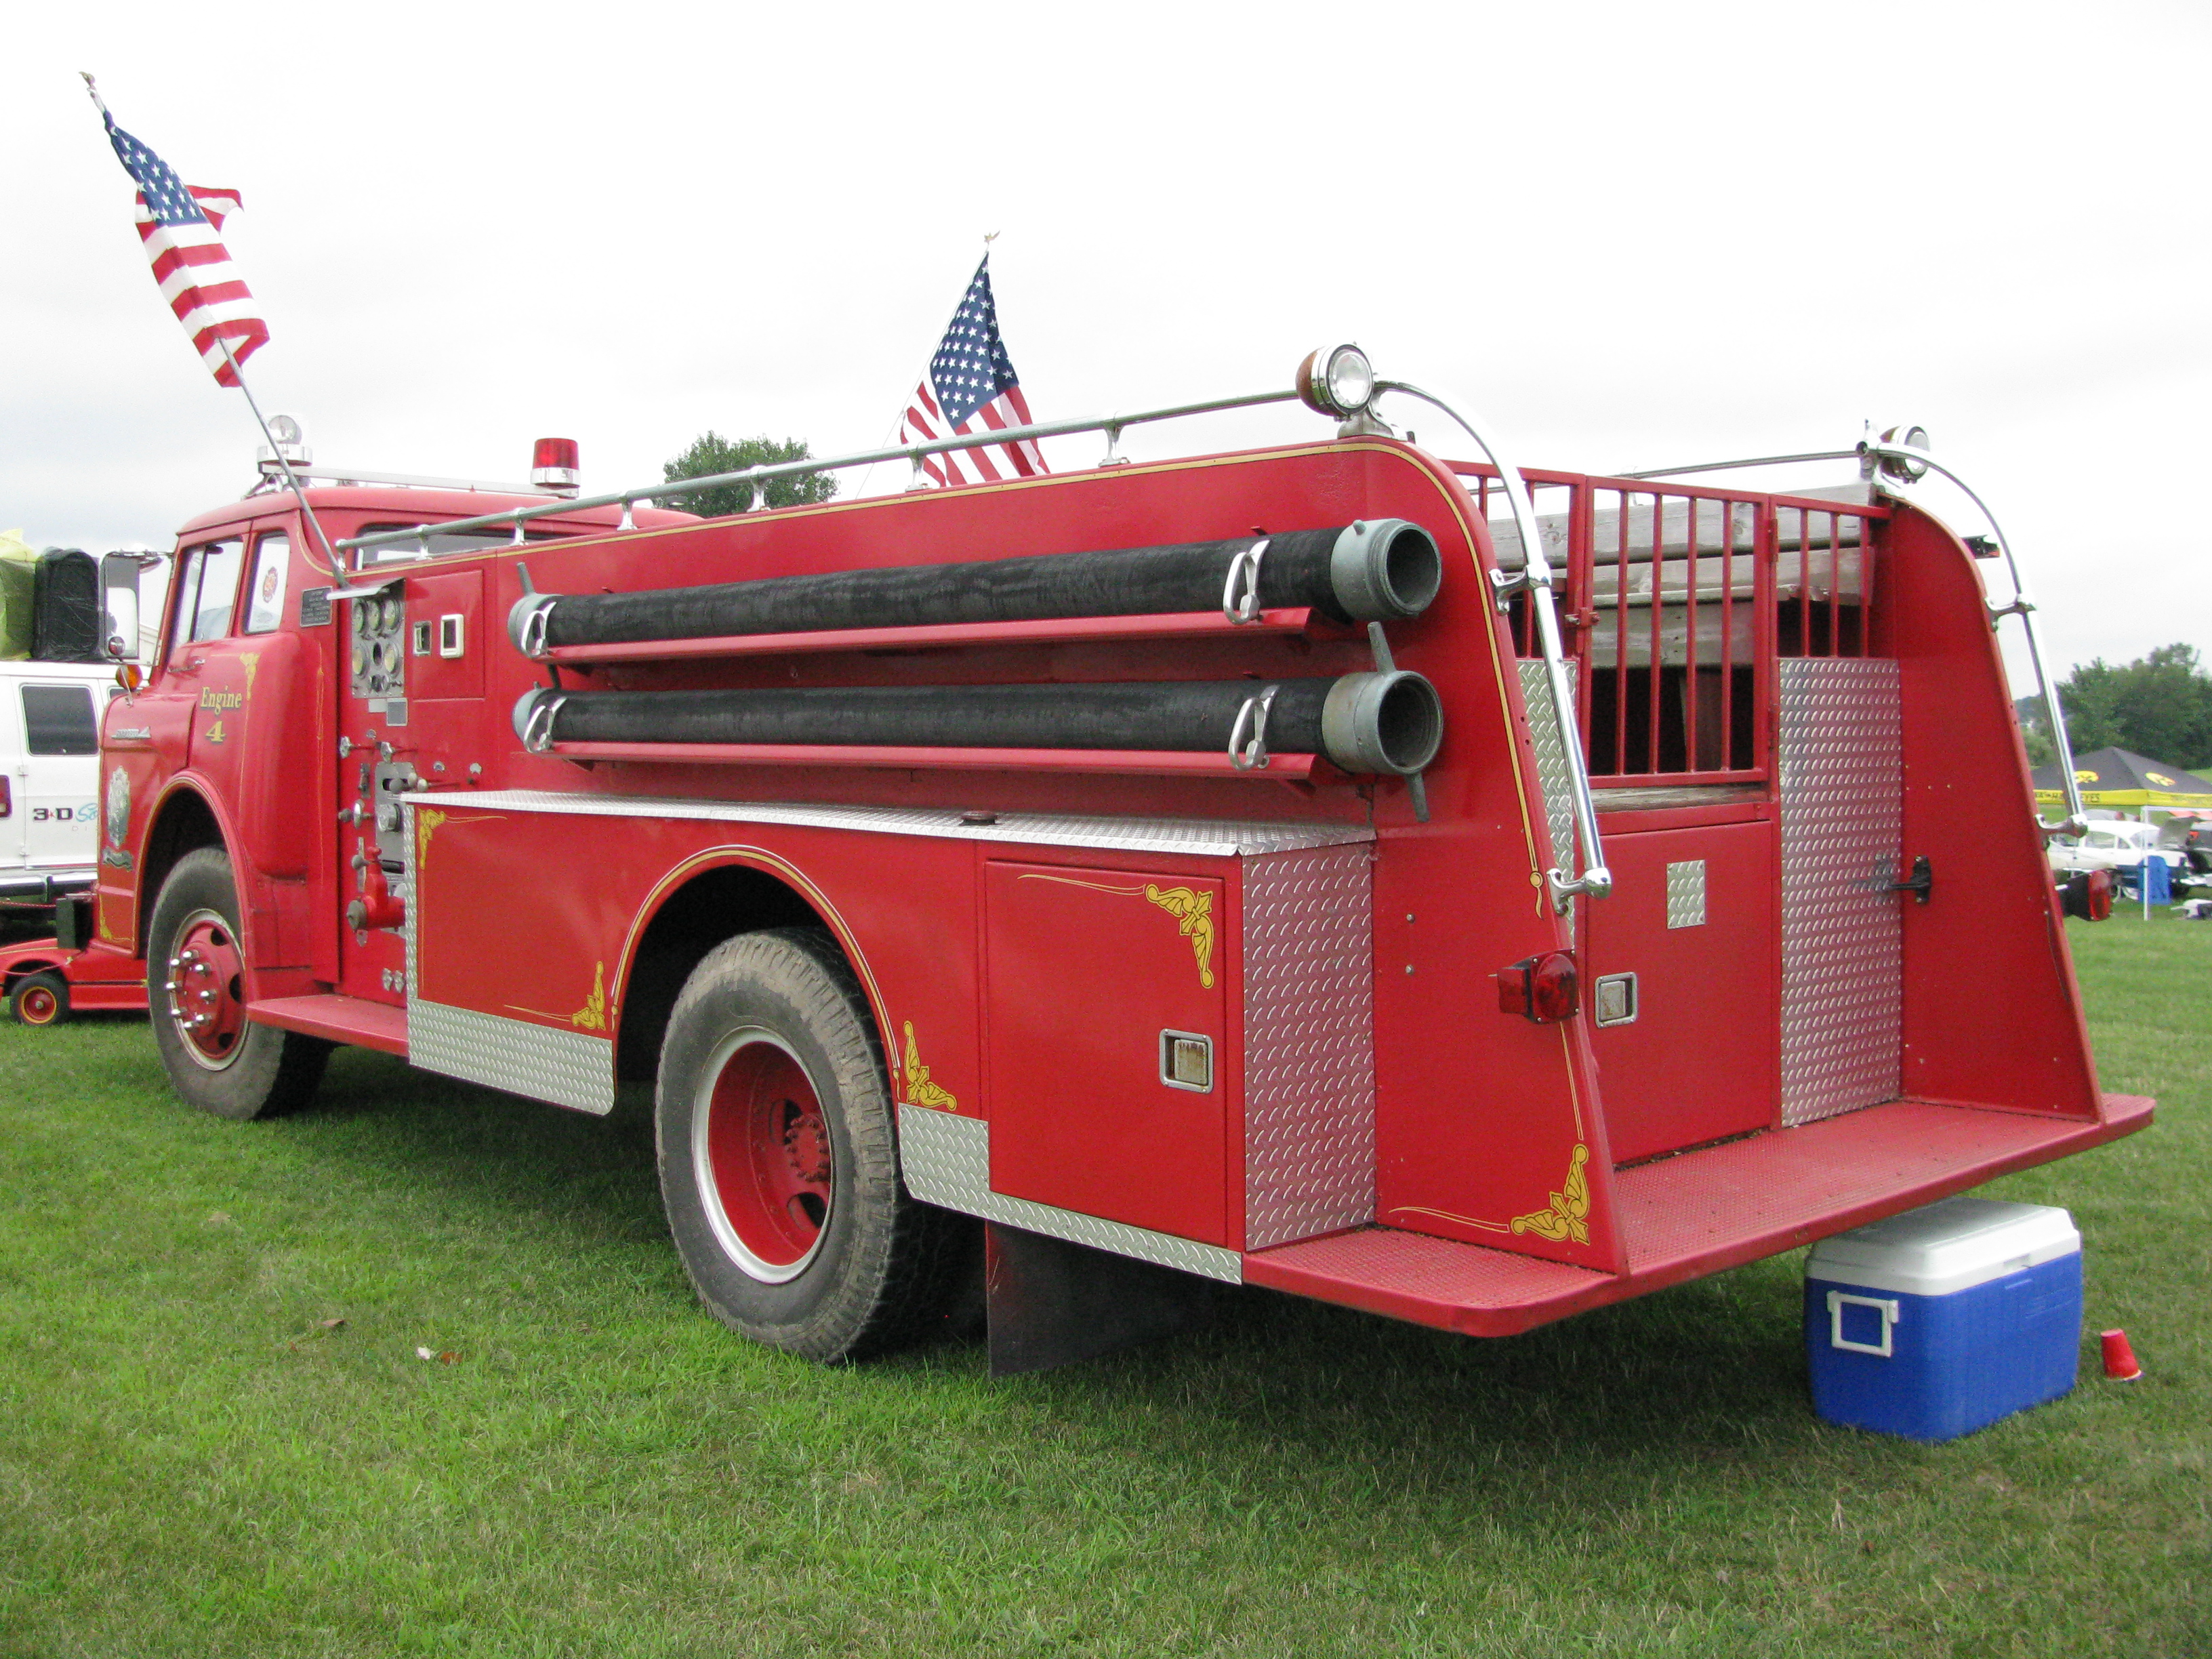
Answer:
(693, 1031, 833, 1283)
(166, 909, 247, 1069)
(16, 983, 60, 1026)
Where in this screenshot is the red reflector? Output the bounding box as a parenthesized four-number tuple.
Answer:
(1498, 949, 1578, 1023)
(0, 775, 10, 817)
(2060, 867, 2113, 922)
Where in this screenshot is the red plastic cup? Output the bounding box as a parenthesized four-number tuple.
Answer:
(2100, 1328, 2144, 1381)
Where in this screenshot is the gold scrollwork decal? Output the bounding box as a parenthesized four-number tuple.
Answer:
(901, 1021, 958, 1111)
(1016, 873, 1216, 990)
(1143, 884, 1216, 989)
(1509, 1144, 1592, 1244)
(571, 962, 608, 1031)
(416, 807, 449, 869)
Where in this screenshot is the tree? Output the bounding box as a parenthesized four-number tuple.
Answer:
(656, 432, 837, 518)
(2024, 643, 2212, 770)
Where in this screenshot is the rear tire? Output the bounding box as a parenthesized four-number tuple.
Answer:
(655, 927, 960, 1362)
(8, 971, 69, 1027)
(146, 847, 330, 1120)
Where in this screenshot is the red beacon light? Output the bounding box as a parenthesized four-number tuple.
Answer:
(531, 438, 580, 495)
(1498, 950, 1579, 1023)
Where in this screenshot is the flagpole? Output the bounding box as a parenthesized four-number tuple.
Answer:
(82, 74, 342, 581)
(216, 337, 344, 581)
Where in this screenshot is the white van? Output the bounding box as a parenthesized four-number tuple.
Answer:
(0, 661, 115, 905)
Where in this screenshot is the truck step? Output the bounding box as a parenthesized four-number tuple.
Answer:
(248, 994, 408, 1056)
(1244, 1094, 2152, 1337)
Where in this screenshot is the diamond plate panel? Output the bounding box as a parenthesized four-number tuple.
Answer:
(897, 1105, 1243, 1282)
(1516, 659, 1578, 889)
(407, 1000, 617, 1115)
(402, 789, 1371, 858)
(1665, 860, 1706, 928)
(401, 804, 419, 998)
(1242, 843, 1374, 1248)
(1778, 658, 1902, 1126)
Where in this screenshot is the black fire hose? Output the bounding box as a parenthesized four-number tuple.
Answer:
(511, 520, 1442, 655)
(512, 672, 1444, 777)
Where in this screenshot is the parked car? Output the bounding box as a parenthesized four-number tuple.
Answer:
(2049, 818, 2193, 896)
(2158, 814, 2211, 899)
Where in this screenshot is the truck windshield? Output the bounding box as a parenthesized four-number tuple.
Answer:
(169, 539, 246, 650)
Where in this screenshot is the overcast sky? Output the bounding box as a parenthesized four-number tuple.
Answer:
(7, 1, 2207, 686)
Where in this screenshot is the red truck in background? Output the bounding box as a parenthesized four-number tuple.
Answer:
(70, 348, 2148, 1372)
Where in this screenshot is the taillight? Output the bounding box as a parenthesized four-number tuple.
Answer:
(2061, 868, 2112, 922)
(531, 437, 580, 493)
(0, 775, 10, 817)
(1498, 950, 1579, 1023)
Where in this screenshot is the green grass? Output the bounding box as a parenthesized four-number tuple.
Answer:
(1, 916, 2205, 1656)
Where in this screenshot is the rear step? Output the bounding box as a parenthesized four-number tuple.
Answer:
(248, 994, 408, 1056)
(1244, 1095, 2153, 1336)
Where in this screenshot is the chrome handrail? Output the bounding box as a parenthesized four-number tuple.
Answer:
(1858, 437, 2087, 836)
(1378, 379, 1612, 908)
(339, 388, 1303, 558)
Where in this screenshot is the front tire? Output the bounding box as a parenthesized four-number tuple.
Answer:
(655, 927, 958, 1362)
(146, 847, 330, 1120)
(8, 971, 69, 1027)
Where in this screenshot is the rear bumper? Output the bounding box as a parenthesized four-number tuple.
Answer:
(0, 867, 94, 903)
(1244, 1094, 2154, 1336)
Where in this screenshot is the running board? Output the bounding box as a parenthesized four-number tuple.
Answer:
(1244, 1094, 2153, 1337)
(247, 994, 409, 1056)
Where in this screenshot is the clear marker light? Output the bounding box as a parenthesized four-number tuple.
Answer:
(1296, 344, 1376, 419)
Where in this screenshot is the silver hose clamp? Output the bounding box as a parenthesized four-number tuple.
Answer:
(521, 694, 565, 754)
(1221, 537, 1270, 624)
(1228, 684, 1280, 771)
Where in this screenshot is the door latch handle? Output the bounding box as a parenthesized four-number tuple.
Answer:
(1888, 855, 1933, 905)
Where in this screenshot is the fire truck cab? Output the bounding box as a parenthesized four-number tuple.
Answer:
(85, 356, 2149, 1370)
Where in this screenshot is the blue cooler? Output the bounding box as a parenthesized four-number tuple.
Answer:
(1805, 1196, 2082, 1442)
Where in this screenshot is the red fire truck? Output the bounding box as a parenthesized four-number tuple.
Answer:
(84, 348, 2148, 1370)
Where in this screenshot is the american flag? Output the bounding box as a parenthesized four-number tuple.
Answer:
(96, 103, 268, 388)
(897, 255, 1046, 486)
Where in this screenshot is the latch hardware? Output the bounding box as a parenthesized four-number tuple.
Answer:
(1888, 855, 1933, 905)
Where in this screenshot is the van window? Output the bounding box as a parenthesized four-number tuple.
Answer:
(22, 685, 98, 755)
(245, 533, 289, 634)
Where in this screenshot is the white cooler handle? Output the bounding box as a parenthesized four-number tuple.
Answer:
(1826, 1290, 1901, 1357)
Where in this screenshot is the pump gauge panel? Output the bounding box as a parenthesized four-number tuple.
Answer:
(350, 590, 406, 703)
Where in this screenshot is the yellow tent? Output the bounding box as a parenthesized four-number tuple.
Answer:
(2032, 746, 2212, 811)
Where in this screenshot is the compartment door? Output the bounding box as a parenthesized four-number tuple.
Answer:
(984, 861, 1228, 1246)
(1583, 819, 1779, 1164)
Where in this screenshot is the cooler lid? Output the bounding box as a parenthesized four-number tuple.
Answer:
(1806, 1196, 2079, 1297)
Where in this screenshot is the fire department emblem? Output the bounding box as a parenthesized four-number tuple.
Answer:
(105, 767, 131, 847)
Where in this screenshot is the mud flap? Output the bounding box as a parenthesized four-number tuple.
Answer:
(985, 1222, 1214, 1376)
